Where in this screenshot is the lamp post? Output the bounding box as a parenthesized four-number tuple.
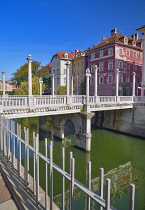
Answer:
(52, 74, 54, 96)
(39, 77, 43, 96)
(71, 76, 73, 95)
(27, 55, 33, 96)
(86, 68, 91, 105)
(76, 75, 78, 95)
(116, 69, 120, 97)
(2, 70, 6, 96)
(94, 65, 98, 97)
(132, 72, 136, 97)
(65, 61, 70, 95)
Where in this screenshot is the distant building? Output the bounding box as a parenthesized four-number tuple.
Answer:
(44, 62, 52, 74)
(86, 28, 143, 96)
(51, 52, 74, 94)
(0, 79, 16, 92)
(72, 50, 86, 94)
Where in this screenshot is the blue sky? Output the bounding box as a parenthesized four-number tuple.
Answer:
(0, 0, 145, 79)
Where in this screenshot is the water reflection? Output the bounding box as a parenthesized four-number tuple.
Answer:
(14, 117, 145, 209)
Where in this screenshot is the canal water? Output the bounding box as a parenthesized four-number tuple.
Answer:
(17, 117, 145, 210)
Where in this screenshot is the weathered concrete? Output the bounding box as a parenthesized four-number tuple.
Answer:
(95, 103, 145, 138)
(52, 112, 94, 151)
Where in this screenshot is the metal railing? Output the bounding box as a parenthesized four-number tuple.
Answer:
(0, 115, 135, 210)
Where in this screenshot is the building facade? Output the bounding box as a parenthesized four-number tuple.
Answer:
(51, 52, 74, 94)
(72, 50, 86, 94)
(86, 29, 143, 96)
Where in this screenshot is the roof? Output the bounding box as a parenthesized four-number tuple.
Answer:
(44, 63, 52, 69)
(57, 52, 75, 59)
(137, 25, 145, 32)
(86, 33, 142, 52)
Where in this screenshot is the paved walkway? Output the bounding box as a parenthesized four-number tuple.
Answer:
(0, 170, 17, 210)
(0, 152, 59, 210)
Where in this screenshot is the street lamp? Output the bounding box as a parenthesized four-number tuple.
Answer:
(65, 61, 70, 95)
(39, 77, 43, 96)
(27, 54, 33, 96)
(2, 70, 6, 96)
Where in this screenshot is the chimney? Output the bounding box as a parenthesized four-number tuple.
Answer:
(111, 28, 117, 36)
(131, 33, 139, 40)
(102, 36, 106, 41)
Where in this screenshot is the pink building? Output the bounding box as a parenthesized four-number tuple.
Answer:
(86, 29, 143, 96)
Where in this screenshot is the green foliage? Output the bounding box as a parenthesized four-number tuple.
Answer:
(57, 86, 66, 95)
(11, 61, 41, 85)
(13, 76, 45, 95)
(80, 79, 86, 95)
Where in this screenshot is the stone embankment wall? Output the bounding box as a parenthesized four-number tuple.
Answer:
(95, 103, 145, 138)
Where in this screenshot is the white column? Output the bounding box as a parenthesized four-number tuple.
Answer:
(142, 33, 145, 82)
(86, 68, 91, 104)
(116, 69, 120, 96)
(71, 76, 73, 95)
(94, 65, 98, 96)
(65, 61, 70, 95)
(52, 74, 54, 96)
(39, 77, 43, 96)
(2, 70, 6, 96)
(76, 75, 78, 95)
(132, 72, 136, 96)
(27, 55, 33, 96)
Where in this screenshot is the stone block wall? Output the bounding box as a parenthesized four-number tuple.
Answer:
(95, 103, 145, 138)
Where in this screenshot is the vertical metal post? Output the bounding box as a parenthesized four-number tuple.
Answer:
(13, 120, 15, 167)
(45, 138, 48, 209)
(35, 134, 39, 206)
(105, 179, 111, 210)
(17, 123, 19, 170)
(27, 128, 29, 185)
(2, 70, 6, 96)
(0, 115, 2, 151)
(99, 168, 104, 210)
(50, 141, 53, 210)
(6, 119, 9, 161)
(129, 184, 135, 210)
(70, 158, 75, 210)
(24, 127, 28, 186)
(3, 117, 6, 156)
(62, 147, 65, 210)
(87, 161, 91, 210)
(69, 152, 73, 209)
(33, 131, 36, 195)
(18, 124, 21, 176)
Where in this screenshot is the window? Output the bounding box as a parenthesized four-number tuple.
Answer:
(119, 48, 123, 55)
(57, 69, 59, 75)
(74, 64, 75, 68)
(91, 53, 95, 60)
(126, 87, 130, 96)
(57, 78, 59, 84)
(119, 73, 123, 82)
(77, 63, 79, 67)
(53, 70, 55, 75)
(82, 62, 83, 65)
(132, 41, 136, 46)
(99, 76, 104, 84)
(90, 77, 94, 85)
(126, 50, 130, 56)
(57, 61, 59, 66)
(133, 62, 137, 71)
(64, 53, 68, 58)
(133, 51, 136, 58)
(108, 60, 113, 70)
(99, 62, 104, 71)
(53, 62, 55, 67)
(124, 37, 128, 44)
(126, 74, 130, 83)
(108, 75, 112, 84)
(126, 62, 130, 70)
(119, 61, 123, 69)
(91, 65, 94, 72)
(64, 69, 66, 74)
(100, 51, 103, 57)
(108, 48, 113, 56)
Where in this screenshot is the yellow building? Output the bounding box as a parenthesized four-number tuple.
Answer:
(72, 50, 86, 94)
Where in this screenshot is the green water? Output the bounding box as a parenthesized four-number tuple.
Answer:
(18, 117, 145, 210)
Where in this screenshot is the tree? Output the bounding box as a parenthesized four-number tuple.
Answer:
(80, 79, 86, 95)
(14, 76, 45, 95)
(11, 61, 41, 85)
(57, 86, 66, 95)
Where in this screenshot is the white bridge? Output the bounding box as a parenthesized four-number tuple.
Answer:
(0, 95, 144, 119)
